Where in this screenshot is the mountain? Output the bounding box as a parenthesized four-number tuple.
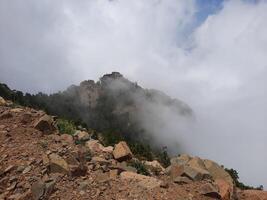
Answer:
(0, 72, 193, 157)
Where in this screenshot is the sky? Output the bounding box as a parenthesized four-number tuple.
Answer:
(0, 0, 267, 188)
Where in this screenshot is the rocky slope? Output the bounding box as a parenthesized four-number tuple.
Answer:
(0, 97, 266, 200)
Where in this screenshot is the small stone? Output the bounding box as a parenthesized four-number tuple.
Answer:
(22, 166, 32, 174)
(78, 181, 89, 191)
(7, 181, 17, 191)
(4, 165, 16, 173)
(31, 181, 46, 200)
(16, 166, 25, 173)
(160, 181, 169, 188)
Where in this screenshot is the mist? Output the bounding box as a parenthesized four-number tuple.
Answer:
(1, 0, 267, 188)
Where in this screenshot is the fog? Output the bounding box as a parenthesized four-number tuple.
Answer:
(0, 0, 267, 187)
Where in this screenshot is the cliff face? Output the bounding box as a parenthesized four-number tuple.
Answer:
(45, 72, 194, 148)
(65, 72, 192, 117)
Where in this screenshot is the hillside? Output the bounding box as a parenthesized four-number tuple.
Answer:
(0, 97, 266, 199)
(0, 72, 193, 161)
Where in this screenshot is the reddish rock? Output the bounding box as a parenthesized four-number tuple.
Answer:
(112, 141, 133, 162)
(216, 179, 232, 200)
(34, 115, 56, 134)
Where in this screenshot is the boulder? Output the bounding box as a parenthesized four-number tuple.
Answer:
(187, 157, 207, 170)
(91, 156, 111, 165)
(120, 171, 162, 189)
(102, 146, 114, 153)
(200, 183, 221, 199)
(34, 115, 56, 134)
(171, 154, 191, 165)
(111, 161, 137, 173)
(169, 164, 185, 179)
(204, 160, 233, 184)
(0, 97, 6, 106)
(144, 160, 165, 174)
(215, 179, 232, 200)
(113, 141, 133, 162)
(60, 134, 74, 144)
(31, 180, 55, 200)
(48, 153, 70, 175)
(204, 159, 234, 198)
(85, 139, 105, 154)
(76, 131, 90, 141)
(182, 165, 211, 181)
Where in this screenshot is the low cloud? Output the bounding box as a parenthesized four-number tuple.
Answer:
(0, 0, 267, 187)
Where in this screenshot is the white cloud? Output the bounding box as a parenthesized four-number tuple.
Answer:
(0, 0, 267, 187)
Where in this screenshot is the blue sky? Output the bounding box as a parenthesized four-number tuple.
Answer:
(196, 0, 224, 23)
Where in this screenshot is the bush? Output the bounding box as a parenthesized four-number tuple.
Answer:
(225, 168, 263, 190)
(57, 119, 76, 135)
(155, 146, 171, 168)
(128, 160, 150, 176)
(129, 142, 153, 161)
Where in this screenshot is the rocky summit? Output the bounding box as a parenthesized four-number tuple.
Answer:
(0, 97, 266, 200)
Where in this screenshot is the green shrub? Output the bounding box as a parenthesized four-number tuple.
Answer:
(155, 146, 171, 168)
(129, 142, 153, 161)
(128, 160, 150, 176)
(57, 119, 76, 135)
(225, 168, 263, 190)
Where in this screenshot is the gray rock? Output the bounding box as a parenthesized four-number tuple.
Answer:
(182, 166, 211, 181)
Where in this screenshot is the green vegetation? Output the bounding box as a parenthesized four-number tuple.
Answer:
(56, 119, 76, 135)
(155, 146, 171, 168)
(0, 82, 171, 166)
(128, 160, 150, 176)
(225, 168, 263, 190)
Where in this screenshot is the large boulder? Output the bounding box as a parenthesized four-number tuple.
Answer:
(171, 154, 191, 165)
(182, 165, 211, 181)
(215, 179, 232, 200)
(34, 115, 56, 134)
(113, 141, 133, 162)
(169, 164, 185, 179)
(204, 159, 234, 199)
(204, 159, 233, 185)
(120, 171, 162, 189)
(187, 157, 206, 170)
